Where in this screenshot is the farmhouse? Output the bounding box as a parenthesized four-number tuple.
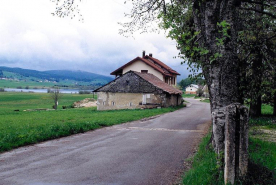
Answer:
(110, 51, 180, 86)
(94, 71, 182, 110)
(185, 84, 199, 94)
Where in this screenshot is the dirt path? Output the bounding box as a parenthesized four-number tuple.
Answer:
(0, 98, 211, 185)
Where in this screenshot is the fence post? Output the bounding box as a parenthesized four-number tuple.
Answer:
(224, 103, 249, 185)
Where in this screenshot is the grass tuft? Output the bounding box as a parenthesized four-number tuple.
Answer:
(182, 133, 224, 185)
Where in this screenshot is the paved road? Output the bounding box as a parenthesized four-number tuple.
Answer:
(0, 98, 211, 185)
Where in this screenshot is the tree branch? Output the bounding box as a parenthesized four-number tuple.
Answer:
(240, 7, 276, 19)
(241, 0, 271, 7)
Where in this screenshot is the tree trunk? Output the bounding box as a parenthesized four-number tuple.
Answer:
(193, 0, 241, 154)
(54, 100, 58, 110)
(250, 95, 262, 117)
(249, 1, 264, 118)
(274, 72, 276, 116)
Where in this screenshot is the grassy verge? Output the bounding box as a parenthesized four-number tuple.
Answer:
(182, 93, 196, 98)
(200, 99, 210, 103)
(262, 104, 274, 115)
(182, 105, 276, 184)
(0, 92, 96, 112)
(0, 92, 184, 153)
(182, 133, 224, 185)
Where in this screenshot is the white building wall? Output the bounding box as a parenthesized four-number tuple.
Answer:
(122, 60, 164, 81)
(185, 85, 198, 94)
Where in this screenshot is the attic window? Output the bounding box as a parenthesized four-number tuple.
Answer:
(141, 70, 148, 73)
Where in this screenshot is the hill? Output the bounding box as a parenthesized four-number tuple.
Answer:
(0, 66, 113, 89)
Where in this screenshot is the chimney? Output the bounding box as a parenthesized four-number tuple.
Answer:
(142, 50, 145, 57)
(149, 53, 153, 57)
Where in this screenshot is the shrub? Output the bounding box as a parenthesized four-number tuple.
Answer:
(79, 90, 91, 94)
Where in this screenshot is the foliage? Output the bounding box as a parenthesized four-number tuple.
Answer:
(50, 0, 83, 21)
(79, 90, 92, 94)
(178, 77, 205, 90)
(237, 1, 276, 116)
(196, 87, 203, 97)
(261, 104, 274, 115)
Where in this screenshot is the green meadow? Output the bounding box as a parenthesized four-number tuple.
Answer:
(0, 92, 183, 153)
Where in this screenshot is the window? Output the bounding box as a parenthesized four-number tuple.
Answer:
(141, 70, 148, 73)
(103, 101, 106, 105)
(111, 101, 115, 106)
(142, 94, 151, 104)
(129, 102, 132, 106)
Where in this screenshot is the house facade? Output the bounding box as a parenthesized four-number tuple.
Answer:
(110, 51, 180, 86)
(94, 71, 182, 110)
(185, 84, 199, 94)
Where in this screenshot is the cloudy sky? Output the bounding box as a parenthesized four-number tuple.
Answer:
(0, 0, 189, 80)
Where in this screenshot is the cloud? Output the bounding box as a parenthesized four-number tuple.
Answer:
(0, 0, 190, 79)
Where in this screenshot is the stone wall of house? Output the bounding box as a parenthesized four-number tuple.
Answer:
(165, 94, 183, 107)
(97, 72, 164, 94)
(97, 92, 164, 110)
(97, 92, 181, 110)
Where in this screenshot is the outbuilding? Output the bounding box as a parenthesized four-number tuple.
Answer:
(185, 84, 199, 94)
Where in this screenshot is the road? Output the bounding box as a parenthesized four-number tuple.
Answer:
(0, 98, 211, 185)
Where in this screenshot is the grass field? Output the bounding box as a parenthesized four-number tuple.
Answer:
(182, 93, 196, 98)
(0, 92, 183, 153)
(182, 104, 276, 184)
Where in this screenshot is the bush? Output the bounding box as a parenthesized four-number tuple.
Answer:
(79, 90, 91, 94)
(47, 89, 53, 93)
(0, 88, 5, 92)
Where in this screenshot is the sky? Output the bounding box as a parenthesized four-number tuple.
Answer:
(0, 0, 190, 80)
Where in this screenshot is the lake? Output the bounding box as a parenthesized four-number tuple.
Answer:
(4, 88, 94, 94)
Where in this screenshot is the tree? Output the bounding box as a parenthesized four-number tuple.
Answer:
(51, 87, 62, 110)
(237, 1, 276, 117)
(50, 0, 83, 21)
(178, 78, 192, 90)
(178, 77, 204, 90)
(196, 87, 203, 97)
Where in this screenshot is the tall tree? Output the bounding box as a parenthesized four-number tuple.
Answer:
(237, 0, 276, 117)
